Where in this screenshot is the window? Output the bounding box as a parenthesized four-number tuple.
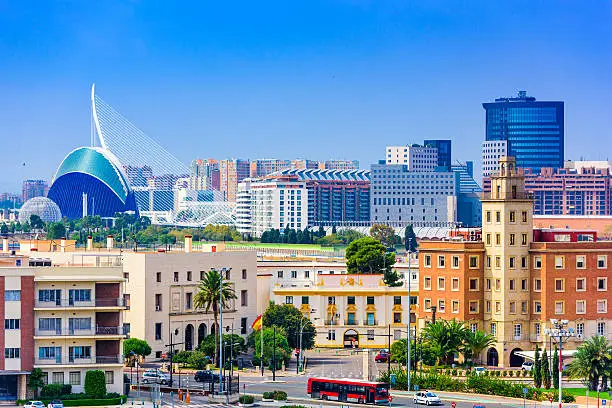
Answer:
(495, 279, 501, 291)
(69, 289, 91, 303)
(509, 279, 516, 291)
(598, 278, 607, 291)
(424, 255, 431, 267)
(437, 256, 445, 268)
(534, 301, 542, 314)
(438, 300, 445, 313)
(509, 257, 515, 268)
(597, 299, 608, 313)
(491, 323, 497, 335)
(277, 271, 283, 278)
(186, 293, 192, 309)
(555, 279, 565, 292)
(495, 301, 501, 313)
(555, 256, 565, 269)
(69, 346, 91, 361)
(597, 322, 606, 336)
(69, 372, 81, 385)
(155, 351, 162, 359)
(39, 346, 61, 360)
(185, 270, 192, 282)
(200, 271, 205, 280)
(495, 256, 501, 268)
(4, 348, 20, 358)
(285, 296, 293, 304)
(509, 234, 515, 246)
(495, 234, 501, 245)
(451, 278, 459, 291)
(486, 256, 491, 268)
(521, 233, 528, 246)
(304, 270, 310, 278)
(105, 371, 114, 384)
(42, 373, 48, 385)
(155, 323, 162, 340)
(302, 296, 309, 305)
(52, 372, 64, 385)
(486, 301, 491, 313)
(576, 300, 586, 314)
(156, 272, 161, 282)
(291, 270, 297, 279)
(513, 324, 522, 339)
(509, 211, 515, 223)
(534, 256, 542, 269)
(451, 301, 459, 313)
(240, 290, 248, 307)
(555, 301, 565, 314)
(509, 301, 516, 314)
(598, 255, 607, 269)
(576, 322, 584, 337)
(69, 318, 91, 331)
(4, 319, 19, 329)
(576, 278, 586, 291)
(469, 301, 478, 314)
(242, 269, 247, 279)
(521, 256, 527, 269)
(452, 256, 459, 268)
(327, 330, 336, 341)
(486, 279, 491, 291)
(521, 279, 528, 291)
(521, 301, 528, 314)
(367, 330, 375, 341)
(173, 272, 179, 282)
(4, 290, 20, 301)
(328, 296, 336, 305)
(393, 296, 402, 305)
(486, 234, 491, 245)
(469, 278, 478, 291)
(225, 270, 230, 279)
(38, 289, 61, 303)
(486, 211, 491, 223)
(495, 211, 501, 223)
(424, 277, 432, 290)
(576, 256, 586, 269)
(155, 294, 162, 311)
(241, 317, 247, 334)
(367, 296, 375, 305)
(39, 318, 61, 332)
(393, 313, 401, 323)
(522, 211, 528, 222)
(348, 296, 356, 305)
(470, 323, 477, 333)
(424, 298, 431, 311)
(469, 256, 478, 268)
(437, 277, 445, 290)
(534, 279, 542, 292)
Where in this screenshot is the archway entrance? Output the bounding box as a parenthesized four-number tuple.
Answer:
(487, 347, 499, 367)
(343, 329, 359, 348)
(185, 324, 194, 350)
(198, 324, 207, 347)
(509, 348, 524, 367)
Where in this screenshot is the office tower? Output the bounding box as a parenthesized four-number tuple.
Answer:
(451, 160, 482, 227)
(22, 180, 48, 202)
(249, 159, 291, 178)
(290, 159, 320, 170)
(424, 140, 452, 171)
(482, 91, 564, 174)
(320, 160, 360, 171)
(385, 145, 438, 171)
(189, 159, 220, 190)
(219, 159, 250, 202)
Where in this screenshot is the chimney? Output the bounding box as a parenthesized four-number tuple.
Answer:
(107, 235, 114, 250)
(2, 238, 8, 253)
(86, 236, 93, 251)
(184, 235, 193, 253)
(60, 238, 66, 253)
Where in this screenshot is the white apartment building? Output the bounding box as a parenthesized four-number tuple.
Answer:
(250, 178, 308, 237)
(236, 179, 254, 236)
(386, 146, 438, 171)
(482, 140, 508, 178)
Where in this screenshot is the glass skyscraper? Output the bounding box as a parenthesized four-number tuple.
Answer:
(483, 91, 564, 173)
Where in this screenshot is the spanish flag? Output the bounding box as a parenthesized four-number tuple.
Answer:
(251, 314, 263, 331)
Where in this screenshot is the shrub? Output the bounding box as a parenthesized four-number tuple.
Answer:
(263, 392, 275, 400)
(239, 395, 254, 404)
(84, 370, 107, 398)
(41, 384, 63, 398)
(274, 391, 288, 401)
(280, 406, 308, 408)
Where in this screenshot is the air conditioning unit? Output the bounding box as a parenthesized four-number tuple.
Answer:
(156, 305, 161, 311)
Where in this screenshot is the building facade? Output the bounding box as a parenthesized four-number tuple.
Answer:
(22, 180, 48, 203)
(424, 140, 452, 171)
(320, 160, 360, 171)
(385, 146, 438, 171)
(483, 91, 564, 173)
(189, 159, 220, 191)
(482, 140, 508, 178)
(220, 159, 250, 202)
(250, 159, 291, 178)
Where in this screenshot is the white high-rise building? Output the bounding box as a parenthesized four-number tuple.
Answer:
(250, 178, 308, 236)
(482, 140, 508, 178)
(236, 179, 254, 236)
(386, 145, 438, 171)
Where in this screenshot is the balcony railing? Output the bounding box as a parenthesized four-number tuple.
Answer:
(96, 355, 121, 364)
(35, 326, 126, 336)
(530, 335, 542, 342)
(324, 320, 339, 326)
(344, 320, 359, 326)
(35, 298, 125, 308)
(364, 320, 379, 326)
(35, 354, 122, 365)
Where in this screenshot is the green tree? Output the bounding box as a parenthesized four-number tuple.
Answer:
(553, 346, 560, 389)
(28, 368, 45, 397)
(345, 237, 401, 286)
(541, 348, 551, 389)
(567, 335, 612, 391)
(187, 351, 210, 369)
(253, 327, 292, 369)
(263, 303, 315, 350)
(123, 338, 152, 359)
(422, 319, 467, 365)
(534, 345, 542, 388)
(404, 225, 418, 252)
(390, 338, 408, 364)
(0, 223, 8, 234)
(193, 269, 237, 364)
(30, 214, 44, 229)
(84, 370, 107, 398)
(370, 224, 397, 248)
(462, 330, 495, 365)
(46, 222, 67, 239)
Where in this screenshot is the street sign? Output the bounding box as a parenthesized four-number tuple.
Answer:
(523, 388, 528, 395)
(388, 396, 393, 403)
(602, 400, 607, 406)
(390, 374, 396, 385)
(549, 396, 554, 403)
(414, 385, 420, 391)
(451, 402, 456, 408)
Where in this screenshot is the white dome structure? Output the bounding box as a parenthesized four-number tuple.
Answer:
(19, 197, 62, 223)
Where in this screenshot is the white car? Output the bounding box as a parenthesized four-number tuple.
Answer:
(474, 366, 487, 375)
(24, 401, 45, 408)
(141, 370, 170, 385)
(414, 391, 442, 405)
(522, 361, 534, 371)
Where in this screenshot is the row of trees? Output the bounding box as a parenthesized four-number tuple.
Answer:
(259, 226, 366, 246)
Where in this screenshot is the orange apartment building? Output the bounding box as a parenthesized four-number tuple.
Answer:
(418, 157, 612, 367)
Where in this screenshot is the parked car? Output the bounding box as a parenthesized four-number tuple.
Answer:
(47, 400, 63, 408)
(194, 370, 216, 382)
(521, 361, 534, 371)
(142, 370, 170, 385)
(474, 366, 487, 375)
(374, 351, 390, 363)
(473, 405, 487, 408)
(414, 391, 441, 405)
(25, 401, 44, 408)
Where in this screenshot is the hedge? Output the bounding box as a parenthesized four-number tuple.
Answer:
(19, 397, 126, 406)
(263, 391, 287, 401)
(238, 395, 254, 404)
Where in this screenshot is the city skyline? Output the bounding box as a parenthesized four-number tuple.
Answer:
(2, 1, 612, 193)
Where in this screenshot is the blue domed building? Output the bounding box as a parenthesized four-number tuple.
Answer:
(48, 147, 139, 219)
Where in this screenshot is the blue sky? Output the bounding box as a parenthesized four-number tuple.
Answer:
(1, 0, 611, 192)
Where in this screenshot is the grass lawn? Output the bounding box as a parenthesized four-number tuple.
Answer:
(545, 388, 611, 399)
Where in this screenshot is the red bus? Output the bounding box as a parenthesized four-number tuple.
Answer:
(307, 377, 390, 404)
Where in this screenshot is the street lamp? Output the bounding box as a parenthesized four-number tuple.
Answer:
(406, 237, 413, 393)
(545, 319, 574, 408)
(214, 267, 231, 395)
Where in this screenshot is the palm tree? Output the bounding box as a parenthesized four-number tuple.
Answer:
(193, 269, 237, 363)
(422, 319, 467, 365)
(567, 335, 612, 391)
(463, 330, 496, 365)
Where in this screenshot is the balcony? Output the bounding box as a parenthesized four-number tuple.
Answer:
(324, 320, 339, 326)
(364, 320, 379, 327)
(35, 298, 126, 309)
(35, 326, 126, 337)
(344, 320, 360, 326)
(530, 334, 542, 342)
(34, 354, 122, 366)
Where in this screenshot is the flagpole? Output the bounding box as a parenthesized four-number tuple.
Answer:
(260, 318, 264, 376)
